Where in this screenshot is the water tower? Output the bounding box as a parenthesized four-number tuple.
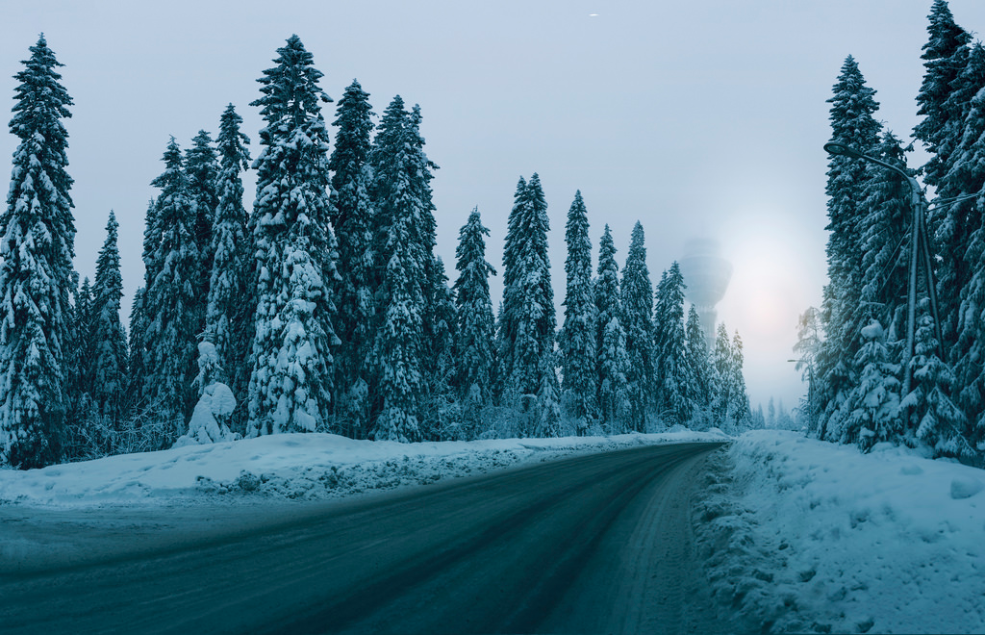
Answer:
(678, 238, 732, 349)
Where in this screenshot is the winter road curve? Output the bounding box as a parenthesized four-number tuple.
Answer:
(0, 441, 727, 634)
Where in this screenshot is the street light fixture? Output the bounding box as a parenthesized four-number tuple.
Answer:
(823, 140, 944, 399)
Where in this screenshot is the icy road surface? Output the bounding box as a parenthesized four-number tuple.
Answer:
(0, 442, 725, 634)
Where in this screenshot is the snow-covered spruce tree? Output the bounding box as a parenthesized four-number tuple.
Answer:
(621, 221, 654, 432)
(728, 330, 751, 428)
(837, 320, 901, 452)
(247, 36, 339, 437)
(901, 301, 975, 458)
(930, 44, 985, 355)
(367, 96, 439, 440)
(90, 211, 128, 427)
(453, 208, 497, 439)
(373, 228, 427, 442)
(64, 278, 96, 458)
(0, 36, 76, 469)
(421, 255, 457, 440)
(653, 262, 690, 426)
(184, 129, 220, 319)
(685, 305, 713, 424)
(141, 138, 201, 441)
(176, 342, 238, 447)
(816, 55, 882, 441)
(939, 47, 985, 444)
(67, 278, 95, 410)
(914, 0, 972, 191)
(857, 132, 912, 333)
(329, 79, 376, 439)
(710, 322, 733, 427)
(559, 191, 598, 433)
(498, 174, 560, 437)
(204, 104, 252, 434)
(595, 224, 629, 430)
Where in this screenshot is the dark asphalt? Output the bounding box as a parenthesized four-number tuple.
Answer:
(0, 441, 726, 634)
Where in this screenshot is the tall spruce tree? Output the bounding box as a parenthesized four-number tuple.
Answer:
(711, 322, 733, 425)
(0, 36, 76, 468)
(729, 330, 751, 427)
(65, 278, 95, 446)
(90, 211, 128, 426)
(595, 224, 629, 430)
(685, 305, 713, 419)
(931, 44, 985, 354)
(499, 174, 559, 436)
(621, 221, 654, 432)
(818, 55, 883, 440)
(329, 79, 376, 438)
(914, 0, 972, 190)
(453, 208, 497, 436)
(184, 129, 220, 318)
(142, 138, 201, 439)
(653, 262, 690, 425)
(248, 35, 339, 436)
(559, 191, 598, 431)
(205, 105, 251, 432)
(368, 96, 438, 440)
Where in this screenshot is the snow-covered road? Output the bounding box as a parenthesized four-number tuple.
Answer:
(0, 442, 725, 635)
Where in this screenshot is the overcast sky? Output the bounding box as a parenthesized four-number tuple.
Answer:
(5, 0, 985, 415)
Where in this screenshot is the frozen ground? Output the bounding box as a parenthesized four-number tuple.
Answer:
(695, 430, 985, 634)
(0, 429, 727, 508)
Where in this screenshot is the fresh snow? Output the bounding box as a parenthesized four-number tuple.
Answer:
(0, 429, 727, 507)
(697, 430, 985, 634)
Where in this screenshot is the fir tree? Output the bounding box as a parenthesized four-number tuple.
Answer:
(930, 44, 985, 353)
(653, 262, 690, 425)
(248, 35, 339, 436)
(90, 211, 128, 425)
(818, 55, 883, 441)
(65, 278, 95, 443)
(142, 138, 201, 439)
(559, 191, 598, 432)
(710, 322, 733, 425)
(914, 0, 972, 189)
(621, 221, 654, 431)
(184, 128, 220, 316)
(728, 330, 751, 426)
(205, 104, 251, 433)
(329, 79, 376, 439)
(595, 225, 629, 430)
(841, 320, 901, 451)
(685, 305, 712, 416)
(373, 232, 426, 442)
(498, 174, 559, 436)
(0, 36, 75, 468)
(368, 96, 437, 440)
(453, 208, 497, 437)
(901, 302, 975, 458)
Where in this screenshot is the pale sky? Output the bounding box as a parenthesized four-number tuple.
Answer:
(5, 0, 985, 414)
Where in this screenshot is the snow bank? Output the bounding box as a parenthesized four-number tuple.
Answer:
(0, 429, 728, 507)
(695, 429, 985, 634)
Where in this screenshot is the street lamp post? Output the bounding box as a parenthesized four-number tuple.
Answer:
(823, 141, 944, 399)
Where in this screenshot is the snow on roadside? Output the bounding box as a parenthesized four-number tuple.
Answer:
(0, 429, 728, 508)
(694, 429, 985, 635)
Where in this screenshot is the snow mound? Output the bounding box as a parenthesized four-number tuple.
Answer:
(694, 430, 985, 634)
(0, 430, 728, 507)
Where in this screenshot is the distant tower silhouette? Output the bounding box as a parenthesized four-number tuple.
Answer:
(679, 239, 732, 348)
